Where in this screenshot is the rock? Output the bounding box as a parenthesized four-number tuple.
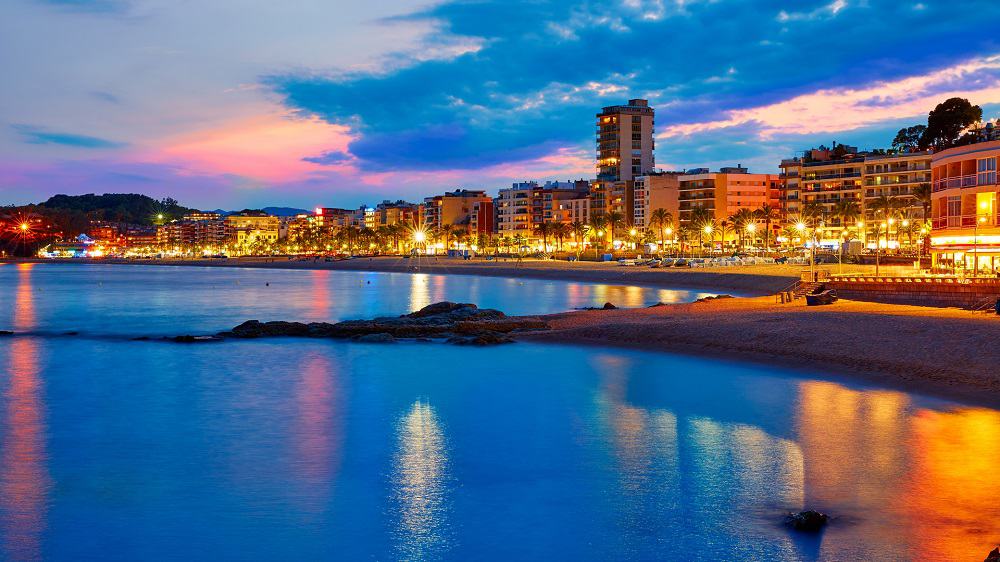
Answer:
(406, 301, 474, 318)
(0, 330, 13, 336)
(986, 547, 1000, 562)
(172, 335, 224, 343)
(130, 336, 150, 341)
(647, 302, 667, 308)
(785, 510, 828, 532)
(602, 302, 617, 310)
(356, 332, 395, 343)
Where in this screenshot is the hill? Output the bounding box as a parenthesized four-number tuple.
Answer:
(40, 193, 198, 225)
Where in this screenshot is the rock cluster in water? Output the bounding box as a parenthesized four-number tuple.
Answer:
(785, 510, 829, 532)
(215, 302, 549, 345)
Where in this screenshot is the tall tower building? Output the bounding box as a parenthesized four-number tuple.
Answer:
(596, 99, 655, 182)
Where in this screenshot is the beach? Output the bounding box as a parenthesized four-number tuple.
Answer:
(7, 255, 922, 295)
(528, 295, 1000, 406)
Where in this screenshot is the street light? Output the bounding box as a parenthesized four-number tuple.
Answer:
(974, 215, 987, 275)
(19, 223, 29, 231)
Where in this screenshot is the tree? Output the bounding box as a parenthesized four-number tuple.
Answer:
(892, 125, 927, 152)
(919, 97, 983, 150)
(605, 211, 624, 248)
(551, 222, 570, 251)
(586, 215, 607, 258)
(832, 199, 860, 230)
(754, 204, 778, 251)
(649, 208, 673, 249)
(570, 221, 586, 255)
(800, 201, 825, 226)
(729, 208, 755, 249)
(689, 207, 714, 254)
(534, 221, 552, 251)
(912, 183, 931, 222)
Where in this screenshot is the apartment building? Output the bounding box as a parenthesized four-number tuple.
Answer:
(930, 139, 1000, 270)
(633, 173, 681, 230)
(677, 167, 780, 226)
(470, 199, 495, 235)
(226, 213, 281, 249)
(596, 99, 655, 182)
(863, 152, 932, 224)
(423, 189, 492, 232)
(375, 200, 423, 227)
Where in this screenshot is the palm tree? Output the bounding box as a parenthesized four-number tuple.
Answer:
(716, 219, 733, 254)
(534, 221, 552, 252)
(800, 201, 825, 226)
(729, 208, 755, 250)
(833, 199, 861, 230)
(755, 204, 778, 251)
(551, 222, 570, 251)
(605, 211, 624, 250)
(570, 221, 586, 255)
(649, 208, 673, 249)
(689, 207, 714, 254)
(586, 215, 608, 259)
(512, 233, 527, 255)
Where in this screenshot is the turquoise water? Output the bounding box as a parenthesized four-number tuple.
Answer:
(1, 263, 998, 561)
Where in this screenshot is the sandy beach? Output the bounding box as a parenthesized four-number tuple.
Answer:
(7, 255, 922, 295)
(528, 295, 1000, 406)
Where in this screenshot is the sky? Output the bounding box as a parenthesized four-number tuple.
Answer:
(3, 0, 1000, 210)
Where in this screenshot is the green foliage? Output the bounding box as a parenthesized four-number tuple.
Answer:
(39, 193, 197, 225)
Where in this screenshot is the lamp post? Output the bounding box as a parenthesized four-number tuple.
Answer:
(974, 215, 986, 276)
(629, 227, 637, 251)
(796, 221, 814, 281)
(877, 221, 887, 278)
(665, 227, 673, 256)
(746, 223, 757, 254)
(703, 225, 713, 257)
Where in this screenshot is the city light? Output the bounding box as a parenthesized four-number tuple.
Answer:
(746, 223, 757, 233)
(703, 225, 712, 235)
(629, 228, 637, 236)
(414, 230, 426, 243)
(796, 222, 806, 232)
(19, 223, 29, 231)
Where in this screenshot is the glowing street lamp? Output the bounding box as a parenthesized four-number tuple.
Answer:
(414, 230, 426, 243)
(19, 222, 29, 231)
(796, 222, 806, 233)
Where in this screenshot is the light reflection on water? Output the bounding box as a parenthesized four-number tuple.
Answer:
(0, 263, 715, 336)
(1, 264, 49, 562)
(0, 264, 999, 559)
(392, 401, 450, 560)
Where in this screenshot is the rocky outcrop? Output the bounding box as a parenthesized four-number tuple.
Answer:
(218, 302, 548, 345)
(985, 547, 1000, 562)
(785, 510, 828, 532)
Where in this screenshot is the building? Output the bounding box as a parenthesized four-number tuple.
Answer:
(182, 211, 222, 222)
(677, 168, 781, 229)
(314, 207, 355, 231)
(226, 213, 281, 251)
(596, 99, 655, 182)
(375, 200, 423, 227)
(863, 152, 932, 227)
(423, 189, 491, 233)
(929, 139, 1000, 271)
(496, 181, 589, 241)
(633, 173, 682, 230)
(470, 199, 495, 236)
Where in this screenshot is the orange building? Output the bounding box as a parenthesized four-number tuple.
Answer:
(930, 140, 1000, 271)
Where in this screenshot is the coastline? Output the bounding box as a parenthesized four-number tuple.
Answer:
(526, 296, 1000, 408)
(7, 257, 996, 406)
(5, 256, 802, 295)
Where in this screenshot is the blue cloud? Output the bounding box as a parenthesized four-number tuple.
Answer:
(13, 125, 125, 149)
(268, 0, 1000, 173)
(302, 150, 353, 165)
(36, 0, 128, 13)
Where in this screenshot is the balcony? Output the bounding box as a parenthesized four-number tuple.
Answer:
(933, 174, 980, 192)
(932, 214, 998, 229)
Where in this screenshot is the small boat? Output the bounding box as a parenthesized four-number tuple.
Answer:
(805, 288, 838, 306)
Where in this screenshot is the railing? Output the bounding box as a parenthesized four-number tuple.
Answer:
(933, 174, 978, 192)
(931, 214, 998, 229)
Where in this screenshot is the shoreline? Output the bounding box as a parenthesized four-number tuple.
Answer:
(526, 296, 1000, 408)
(4, 256, 801, 295)
(6, 257, 997, 407)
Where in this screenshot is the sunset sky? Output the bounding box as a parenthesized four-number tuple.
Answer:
(3, 0, 1000, 209)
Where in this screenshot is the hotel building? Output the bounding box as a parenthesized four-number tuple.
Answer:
(633, 173, 681, 230)
(677, 167, 781, 229)
(596, 99, 654, 182)
(496, 181, 589, 241)
(423, 189, 492, 233)
(930, 139, 1000, 270)
(225, 213, 281, 250)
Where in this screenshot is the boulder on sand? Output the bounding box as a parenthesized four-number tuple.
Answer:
(985, 547, 1000, 562)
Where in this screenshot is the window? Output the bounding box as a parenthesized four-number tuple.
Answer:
(978, 157, 997, 186)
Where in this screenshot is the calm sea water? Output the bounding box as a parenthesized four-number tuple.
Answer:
(1, 262, 998, 561)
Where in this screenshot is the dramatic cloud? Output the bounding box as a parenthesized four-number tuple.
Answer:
(3, 0, 1000, 207)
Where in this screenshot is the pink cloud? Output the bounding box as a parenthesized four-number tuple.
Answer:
(141, 110, 357, 183)
(659, 54, 1000, 139)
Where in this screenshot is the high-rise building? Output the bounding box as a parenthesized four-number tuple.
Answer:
(677, 168, 781, 237)
(930, 139, 1000, 270)
(596, 99, 655, 183)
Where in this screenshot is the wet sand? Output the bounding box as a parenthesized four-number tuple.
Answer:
(527, 296, 1000, 407)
